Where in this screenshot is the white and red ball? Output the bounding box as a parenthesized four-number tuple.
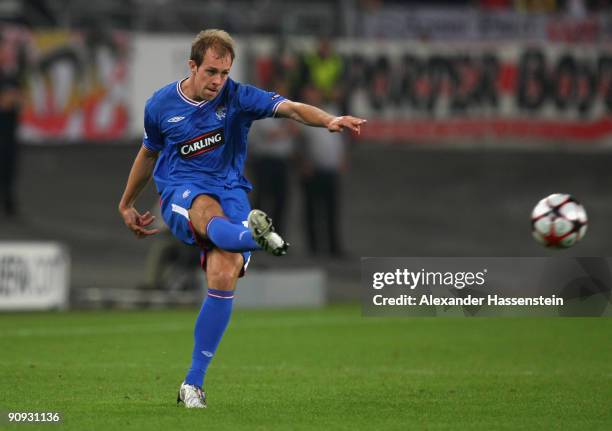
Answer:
(531, 193, 588, 249)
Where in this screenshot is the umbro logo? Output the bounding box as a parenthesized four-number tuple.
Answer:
(168, 116, 185, 123)
(201, 351, 213, 358)
(182, 189, 191, 199)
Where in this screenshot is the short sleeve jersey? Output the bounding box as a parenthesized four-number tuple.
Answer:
(143, 78, 287, 193)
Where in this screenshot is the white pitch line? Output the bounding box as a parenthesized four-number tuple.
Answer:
(0, 315, 394, 338)
(0, 322, 189, 338)
(0, 360, 593, 378)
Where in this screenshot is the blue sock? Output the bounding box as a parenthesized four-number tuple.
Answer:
(185, 289, 235, 388)
(206, 216, 261, 252)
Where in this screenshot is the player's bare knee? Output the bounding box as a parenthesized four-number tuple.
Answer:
(207, 269, 238, 291)
(207, 253, 242, 291)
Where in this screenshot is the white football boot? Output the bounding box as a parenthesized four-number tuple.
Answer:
(177, 382, 207, 408)
(248, 209, 289, 256)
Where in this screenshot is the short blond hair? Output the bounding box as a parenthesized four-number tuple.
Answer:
(190, 29, 235, 66)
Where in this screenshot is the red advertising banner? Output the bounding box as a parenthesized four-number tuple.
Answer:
(9, 29, 130, 142)
(359, 118, 612, 142)
(329, 42, 612, 142)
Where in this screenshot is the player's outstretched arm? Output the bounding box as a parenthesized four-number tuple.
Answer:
(118, 145, 160, 239)
(275, 100, 366, 135)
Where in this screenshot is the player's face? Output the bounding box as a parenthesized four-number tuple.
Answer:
(191, 49, 232, 101)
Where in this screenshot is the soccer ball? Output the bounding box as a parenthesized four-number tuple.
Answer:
(531, 193, 588, 248)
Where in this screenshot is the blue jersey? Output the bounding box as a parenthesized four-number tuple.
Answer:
(143, 77, 287, 193)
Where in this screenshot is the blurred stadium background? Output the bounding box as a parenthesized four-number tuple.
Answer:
(2, 0, 612, 309)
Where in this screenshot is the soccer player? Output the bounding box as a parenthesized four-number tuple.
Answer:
(118, 29, 366, 409)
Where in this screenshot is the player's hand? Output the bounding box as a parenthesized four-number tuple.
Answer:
(120, 207, 160, 239)
(327, 116, 367, 135)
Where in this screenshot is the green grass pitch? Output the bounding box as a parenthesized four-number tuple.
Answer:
(0, 305, 610, 430)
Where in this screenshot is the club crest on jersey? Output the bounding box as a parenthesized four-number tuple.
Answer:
(215, 106, 226, 121)
(178, 128, 225, 159)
